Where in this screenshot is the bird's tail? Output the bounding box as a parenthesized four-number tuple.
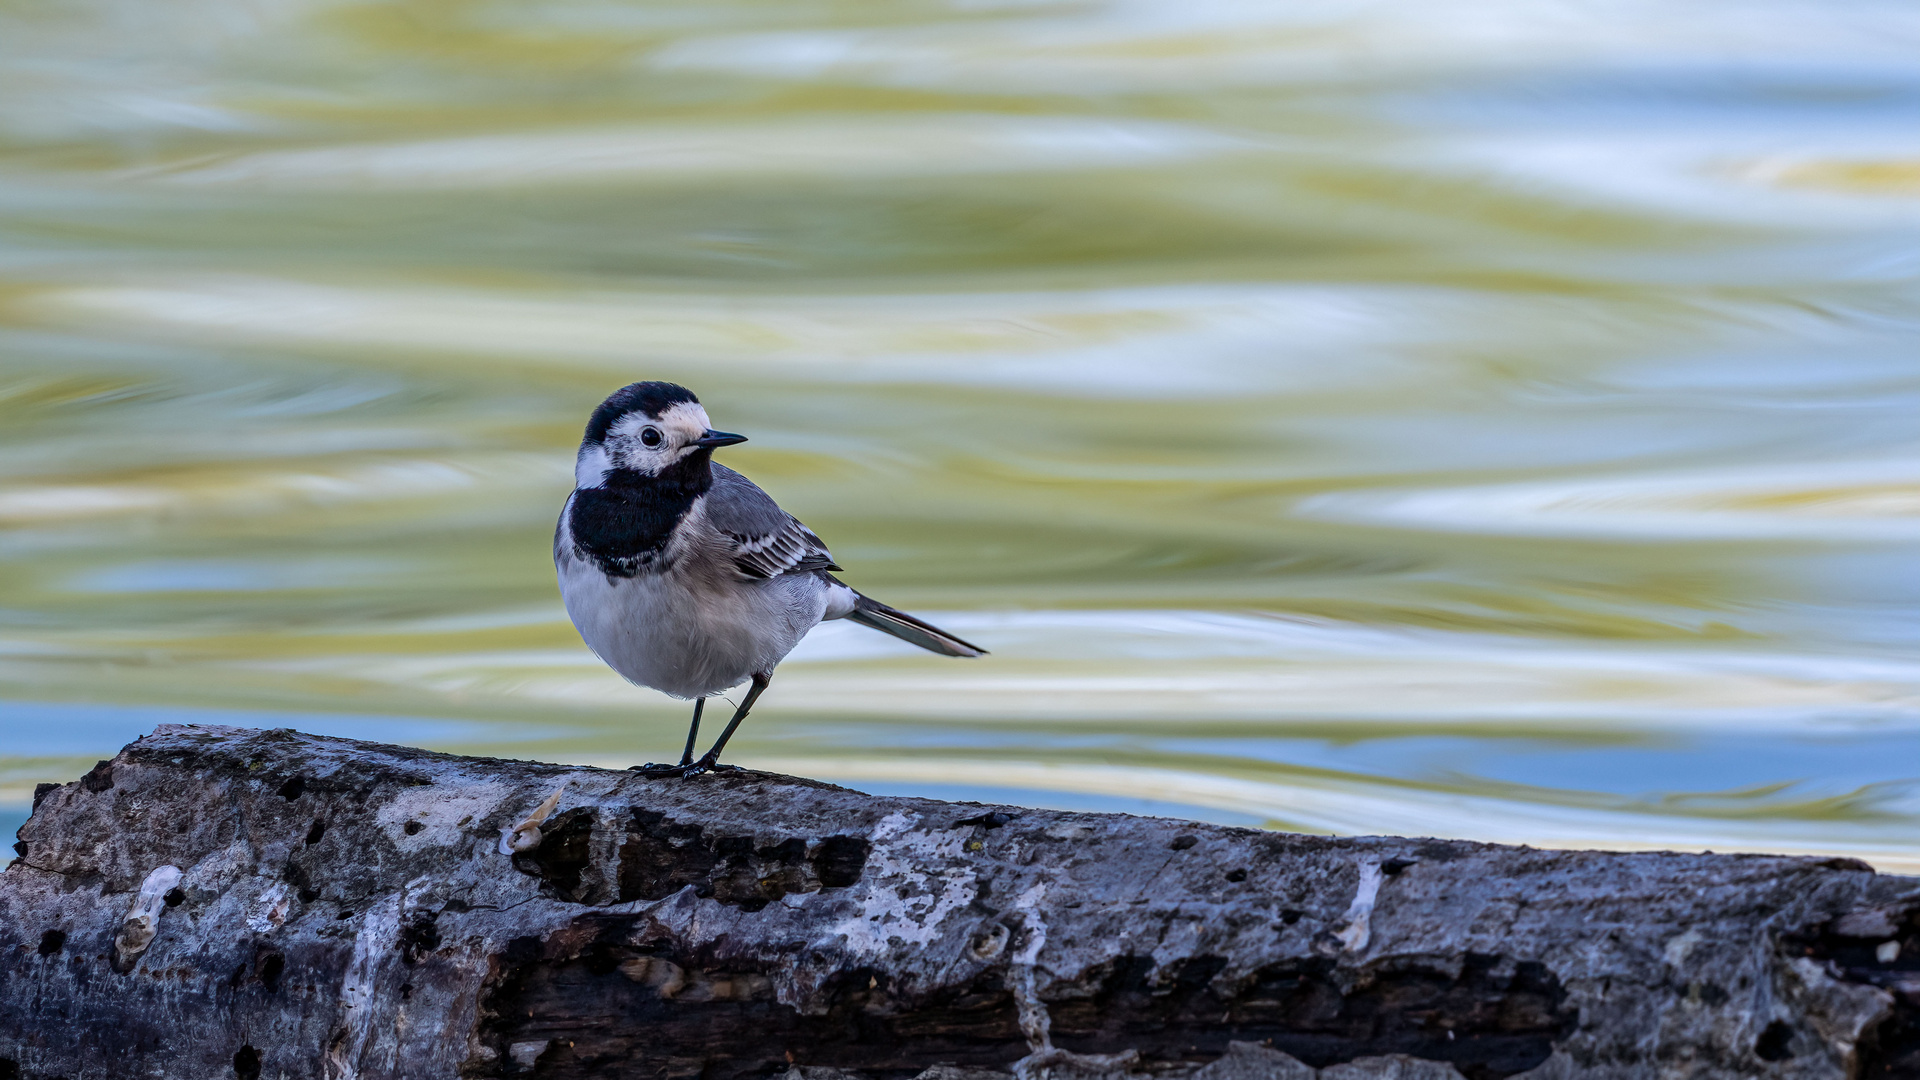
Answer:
(845, 593, 987, 658)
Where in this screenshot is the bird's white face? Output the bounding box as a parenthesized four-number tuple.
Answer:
(577, 401, 715, 486)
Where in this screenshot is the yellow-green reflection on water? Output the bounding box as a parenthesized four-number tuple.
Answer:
(3, 0, 1919, 869)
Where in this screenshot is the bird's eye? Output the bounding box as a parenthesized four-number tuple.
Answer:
(640, 427, 663, 448)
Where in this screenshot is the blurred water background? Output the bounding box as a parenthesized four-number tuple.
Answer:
(3, 0, 1918, 869)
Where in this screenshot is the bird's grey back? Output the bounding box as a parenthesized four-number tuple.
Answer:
(704, 464, 791, 536)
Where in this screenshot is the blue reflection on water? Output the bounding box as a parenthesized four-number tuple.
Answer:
(1, 808, 25, 866)
(0, 700, 508, 759)
(835, 782, 1273, 830)
(770, 723, 1920, 807)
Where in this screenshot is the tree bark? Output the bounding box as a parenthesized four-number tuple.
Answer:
(1, 725, 1915, 1080)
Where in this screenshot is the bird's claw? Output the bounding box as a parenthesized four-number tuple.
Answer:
(629, 759, 737, 778)
(630, 761, 698, 778)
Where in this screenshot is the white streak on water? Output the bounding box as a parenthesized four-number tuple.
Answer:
(648, 2, 1920, 94)
(1296, 458, 1920, 541)
(239, 609, 1920, 732)
(128, 115, 1243, 189)
(31, 278, 1510, 397)
(0, 454, 564, 526)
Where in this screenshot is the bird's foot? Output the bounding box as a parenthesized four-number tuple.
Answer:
(628, 759, 740, 778)
(630, 761, 699, 778)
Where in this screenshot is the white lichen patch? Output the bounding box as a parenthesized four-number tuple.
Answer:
(1007, 882, 1053, 1048)
(1008, 882, 1050, 967)
(329, 891, 404, 1080)
(371, 779, 516, 854)
(1663, 928, 1704, 967)
(1005, 881, 1141, 1079)
(827, 811, 978, 958)
(1337, 860, 1384, 953)
(247, 881, 293, 934)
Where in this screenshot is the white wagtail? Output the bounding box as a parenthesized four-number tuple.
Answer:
(555, 381, 986, 776)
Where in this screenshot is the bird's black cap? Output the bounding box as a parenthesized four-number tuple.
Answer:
(583, 382, 699, 445)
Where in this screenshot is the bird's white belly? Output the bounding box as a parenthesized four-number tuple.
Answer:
(557, 552, 825, 699)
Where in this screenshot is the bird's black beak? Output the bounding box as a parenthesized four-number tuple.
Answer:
(693, 430, 748, 448)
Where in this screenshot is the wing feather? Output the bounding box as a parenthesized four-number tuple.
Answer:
(704, 464, 840, 579)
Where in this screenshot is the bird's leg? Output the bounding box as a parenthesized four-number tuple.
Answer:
(632, 698, 707, 776)
(688, 672, 770, 774)
(678, 697, 705, 767)
(633, 678, 769, 778)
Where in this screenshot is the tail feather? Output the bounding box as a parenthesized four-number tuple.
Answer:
(846, 594, 986, 658)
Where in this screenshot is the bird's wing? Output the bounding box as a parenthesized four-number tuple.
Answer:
(703, 464, 841, 580)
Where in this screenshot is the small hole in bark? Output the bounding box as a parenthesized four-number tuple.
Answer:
(276, 776, 305, 801)
(1689, 981, 1729, 1005)
(953, 811, 1014, 829)
(1226, 868, 1248, 882)
(337, 909, 355, 920)
(163, 888, 186, 908)
(404, 820, 425, 835)
(1756, 1020, 1796, 1061)
(38, 929, 66, 956)
(10, 841, 25, 859)
(297, 888, 319, 904)
(258, 952, 285, 992)
(1170, 834, 1198, 850)
(1280, 909, 1305, 925)
(233, 1044, 262, 1080)
(305, 819, 326, 845)
(1382, 856, 1418, 875)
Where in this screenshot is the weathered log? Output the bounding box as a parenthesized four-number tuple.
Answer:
(1, 725, 1916, 1080)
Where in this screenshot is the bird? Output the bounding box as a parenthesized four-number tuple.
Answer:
(554, 381, 986, 776)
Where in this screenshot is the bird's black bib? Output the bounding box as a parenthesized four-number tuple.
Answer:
(569, 458, 714, 578)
